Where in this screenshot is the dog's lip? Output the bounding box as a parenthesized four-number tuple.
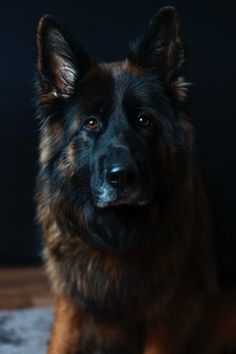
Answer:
(94, 197, 151, 209)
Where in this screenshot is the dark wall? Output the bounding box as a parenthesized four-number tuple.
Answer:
(0, 0, 235, 282)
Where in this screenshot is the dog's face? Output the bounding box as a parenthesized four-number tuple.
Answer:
(36, 7, 193, 251)
(65, 65, 173, 209)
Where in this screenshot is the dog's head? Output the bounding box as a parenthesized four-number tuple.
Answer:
(36, 7, 193, 250)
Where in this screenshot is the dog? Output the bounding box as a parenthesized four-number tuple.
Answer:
(35, 6, 236, 354)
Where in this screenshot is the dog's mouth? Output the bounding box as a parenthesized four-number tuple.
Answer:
(92, 182, 151, 209)
(96, 197, 151, 208)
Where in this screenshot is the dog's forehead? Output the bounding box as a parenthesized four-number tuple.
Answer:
(100, 60, 160, 107)
(102, 60, 142, 94)
(77, 60, 143, 109)
(102, 59, 141, 77)
(76, 60, 163, 116)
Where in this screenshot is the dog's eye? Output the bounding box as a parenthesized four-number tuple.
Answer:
(84, 118, 99, 131)
(137, 116, 152, 128)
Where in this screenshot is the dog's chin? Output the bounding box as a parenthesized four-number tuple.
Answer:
(94, 196, 151, 209)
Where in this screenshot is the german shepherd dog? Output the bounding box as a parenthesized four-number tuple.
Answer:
(35, 6, 236, 354)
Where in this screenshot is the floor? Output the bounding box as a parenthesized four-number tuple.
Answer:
(0, 267, 53, 309)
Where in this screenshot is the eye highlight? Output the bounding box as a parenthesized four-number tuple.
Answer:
(137, 115, 152, 128)
(84, 118, 100, 131)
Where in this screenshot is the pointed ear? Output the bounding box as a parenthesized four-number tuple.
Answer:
(36, 15, 91, 98)
(129, 7, 188, 99)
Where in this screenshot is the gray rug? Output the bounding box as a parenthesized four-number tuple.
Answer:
(0, 308, 53, 354)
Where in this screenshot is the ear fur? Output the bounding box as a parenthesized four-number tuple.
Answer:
(36, 15, 91, 98)
(129, 6, 190, 101)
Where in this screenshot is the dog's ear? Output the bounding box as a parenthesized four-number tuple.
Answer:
(129, 7, 188, 98)
(36, 15, 91, 98)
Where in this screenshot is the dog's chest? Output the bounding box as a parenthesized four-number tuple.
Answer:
(78, 318, 145, 354)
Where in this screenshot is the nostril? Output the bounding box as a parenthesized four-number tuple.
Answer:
(108, 170, 121, 185)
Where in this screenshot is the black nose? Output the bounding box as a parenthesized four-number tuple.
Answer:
(106, 164, 138, 188)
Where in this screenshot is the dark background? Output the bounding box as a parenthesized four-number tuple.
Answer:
(0, 0, 235, 284)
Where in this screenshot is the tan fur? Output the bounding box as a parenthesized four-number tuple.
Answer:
(47, 296, 81, 354)
(39, 122, 62, 164)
